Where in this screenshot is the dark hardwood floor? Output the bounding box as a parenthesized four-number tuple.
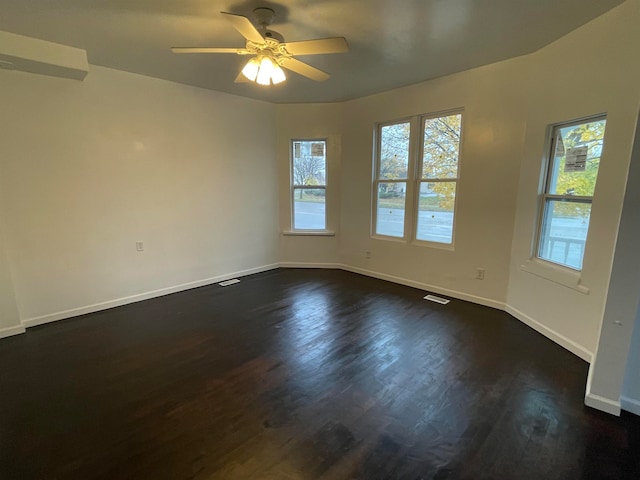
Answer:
(0, 268, 638, 480)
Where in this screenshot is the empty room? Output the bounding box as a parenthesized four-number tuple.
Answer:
(1, 0, 639, 478)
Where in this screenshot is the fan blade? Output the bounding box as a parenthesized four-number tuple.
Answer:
(282, 37, 348, 56)
(221, 12, 264, 44)
(234, 71, 250, 83)
(280, 58, 329, 82)
(171, 47, 250, 54)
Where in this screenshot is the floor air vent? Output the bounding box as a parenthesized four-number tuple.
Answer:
(424, 294, 450, 304)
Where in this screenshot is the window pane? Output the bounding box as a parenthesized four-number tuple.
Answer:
(379, 123, 410, 180)
(538, 199, 591, 270)
(293, 188, 326, 230)
(416, 182, 455, 243)
(548, 119, 606, 196)
(293, 141, 326, 187)
(376, 182, 406, 237)
(422, 114, 462, 179)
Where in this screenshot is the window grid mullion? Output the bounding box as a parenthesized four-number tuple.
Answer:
(543, 193, 592, 203)
(422, 177, 460, 183)
(404, 116, 419, 241)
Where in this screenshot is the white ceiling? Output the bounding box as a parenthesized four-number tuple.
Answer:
(0, 0, 624, 104)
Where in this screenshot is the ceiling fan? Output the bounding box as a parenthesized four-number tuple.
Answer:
(171, 7, 348, 85)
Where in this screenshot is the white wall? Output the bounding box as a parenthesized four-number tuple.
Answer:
(277, 103, 343, 265)
(0, 211, 21, 335)
(0, 65, 279, 326)
(586, 111, 640, 415)
(622, 309, 640, 415)
(507, 0, 640, 361)
(337, 56, 528, 306)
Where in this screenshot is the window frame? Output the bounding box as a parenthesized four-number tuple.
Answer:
(372, 109, 464, 247)
(534, 114, 607, 271)
(290, 138, 328, 232)
(372, 116, 416, 241)
(414, 111, 463, 246)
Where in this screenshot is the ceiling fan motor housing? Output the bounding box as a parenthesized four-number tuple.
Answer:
(253, 7, 275, 27)
(253, 8, 284, 43)
(263, 29, 284, 43)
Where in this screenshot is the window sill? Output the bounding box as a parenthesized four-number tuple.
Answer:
(521, 259, 590, 294)
(372, 234, 407, 244)
(370, 235, 455, 251)
(282, 230, 335, 237)
(411, 239, 455, 251)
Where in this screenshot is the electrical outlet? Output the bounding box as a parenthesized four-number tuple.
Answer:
(365, 251, 372, 259)
(136, 241, 144, 252)
(476, 268, 485, 280)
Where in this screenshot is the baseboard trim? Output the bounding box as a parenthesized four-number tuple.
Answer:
(9, 260, 628, 418)
(337, 264, 506, 310)
(582, 359, 622, 416)
(505, 305, 593, 363)
(0, 324, 26, 339)
(584, 361, 620, 415)
(22, 263, 280, 328)
(585, 391, 621, 416)
(9, 262, 598, 374)
(279, 262, 342, 269)
(621, 396, 640, 416)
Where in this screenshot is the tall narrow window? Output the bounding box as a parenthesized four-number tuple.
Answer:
(537, 116, 607, 270)
(374, 121, 411, 237)
(292, 140, 327, 230)
(416, 113, 462, 244)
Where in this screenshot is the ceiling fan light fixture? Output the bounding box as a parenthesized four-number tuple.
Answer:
(256, 56, 275, 85)
(241, 57, 260, 81)
(272, 64, 286, 85)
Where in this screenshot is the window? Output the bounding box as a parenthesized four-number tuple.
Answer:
(417, 114, 462, 243)
(536, 116, 607, 270)
(291, 140, 327, 230)
(373, 111, 462, 244)
(374, 121, 410, 238)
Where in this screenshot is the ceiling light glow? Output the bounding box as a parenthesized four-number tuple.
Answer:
(256, 56, 275, 85)
(242, 55, 286, 86)
(241, 57, 260, 81)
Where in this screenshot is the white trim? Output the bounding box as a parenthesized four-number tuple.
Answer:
(21, 263, 280, 328)
(584, 362, 621, 415)
(582, 361, 621, 416)
(505, 305, 593, 362)
(279, 262, 342, 269)
(338, 264, 505, 310)
(282, 231, 335, 236)
(585, 391, 621, 416)
(621, 396, 640, 416)
(521, 260, 589, 294)
(0, 324, 26, 339)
